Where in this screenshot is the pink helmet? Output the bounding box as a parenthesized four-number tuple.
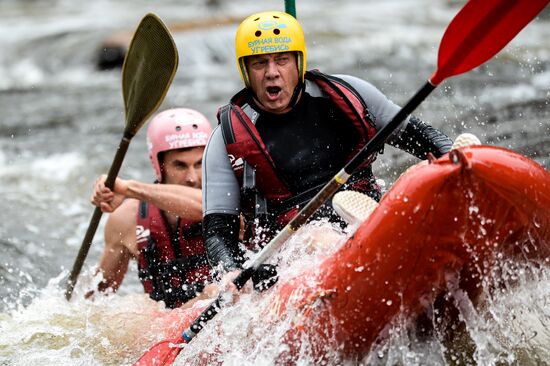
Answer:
(146, 108, 213, 182)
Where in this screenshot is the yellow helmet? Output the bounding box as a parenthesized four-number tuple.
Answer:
(235, 11, 307, 87)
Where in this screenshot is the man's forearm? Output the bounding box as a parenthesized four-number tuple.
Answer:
(123, 180, 202, 221)
(390, 116, 453, 159)
(203, 213, 243, 273)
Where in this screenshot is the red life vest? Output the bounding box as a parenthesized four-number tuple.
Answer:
(218, 70, 379, 227)
(136, 201, 210, 309)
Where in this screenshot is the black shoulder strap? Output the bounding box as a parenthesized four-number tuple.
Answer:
(306, 69, 376, 128)
(305, 69, 322, 79)
(218, 104, 235, 145)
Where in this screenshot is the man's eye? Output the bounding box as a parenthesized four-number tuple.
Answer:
(252, 60, 266, 67)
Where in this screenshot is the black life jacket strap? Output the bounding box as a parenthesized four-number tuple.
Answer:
(219, 104, 236, 144)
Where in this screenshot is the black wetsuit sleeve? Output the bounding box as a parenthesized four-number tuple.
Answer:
(390, 116, 453, 159)
(203, 213, 243, 273)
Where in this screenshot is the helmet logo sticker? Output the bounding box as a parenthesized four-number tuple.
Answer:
(248, 36, 292, 55)
(164, 131, 209, 150)
(258, 20, 287, 31)
(246, 18, 293, 55)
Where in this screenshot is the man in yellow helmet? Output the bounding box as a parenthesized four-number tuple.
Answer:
(201, 11, 453, 288)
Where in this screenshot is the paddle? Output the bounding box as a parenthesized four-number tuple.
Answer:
(132, 0, 549, 364)
(64, 13, 178, 301)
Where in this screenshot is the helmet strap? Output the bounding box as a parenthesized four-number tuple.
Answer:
(287, 80, 304, 109)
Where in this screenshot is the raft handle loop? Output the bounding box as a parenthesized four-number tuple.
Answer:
(449, 149, 472, 170)
(427, 152, 437, 164)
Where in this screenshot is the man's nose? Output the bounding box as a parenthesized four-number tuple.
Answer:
(265, 59, 280, 78)
(185, 167, 199, 184)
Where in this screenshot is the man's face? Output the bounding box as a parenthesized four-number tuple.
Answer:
(245, 52, 300, 114)
(160, 146, 204, 188)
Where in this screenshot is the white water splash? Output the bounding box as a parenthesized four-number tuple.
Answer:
(1, 222, 549, 365)
(0, 271, 186, 366)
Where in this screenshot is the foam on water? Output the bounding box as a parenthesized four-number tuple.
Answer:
(1, 151, 83, 181)
(1, 221, 549, 365)
(0, 225, 345, 365)
(0, 271, 184, 366)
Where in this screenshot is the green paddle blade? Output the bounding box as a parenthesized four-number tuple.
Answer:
(122, 13, 178, 137)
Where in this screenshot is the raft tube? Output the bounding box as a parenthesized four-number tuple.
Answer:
(267, 145, 550, 361)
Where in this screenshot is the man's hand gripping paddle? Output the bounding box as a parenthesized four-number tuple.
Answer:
(65, 14, 178, 300)
(133, 1, 549, 365)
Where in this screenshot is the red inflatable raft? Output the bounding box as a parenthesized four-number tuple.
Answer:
(269, 145, 550, 361)
(141, 145, 550, 364)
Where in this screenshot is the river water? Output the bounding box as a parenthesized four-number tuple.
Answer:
(0, 0, 549, 365)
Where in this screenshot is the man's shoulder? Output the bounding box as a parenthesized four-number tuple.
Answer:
(306, 71, 370, 90)
(332, 74, 370, 87)
(306, 72, 377, 100)
(331, 74, 386, 106)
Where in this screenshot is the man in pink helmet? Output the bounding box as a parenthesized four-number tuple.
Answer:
(89, 108, 217, 309)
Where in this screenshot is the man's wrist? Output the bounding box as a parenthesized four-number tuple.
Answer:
(120, 179, 138, 199)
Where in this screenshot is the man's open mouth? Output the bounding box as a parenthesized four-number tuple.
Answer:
(266, 86, 281, 98)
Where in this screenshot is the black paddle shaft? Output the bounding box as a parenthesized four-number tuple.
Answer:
(346, 81, 436, 174)
(183, 268, 255, 340)
(65, 134, 132, 300)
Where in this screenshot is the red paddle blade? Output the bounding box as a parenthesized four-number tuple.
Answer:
(431, 0, 549, 85)
(133, 338, 184, 366)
